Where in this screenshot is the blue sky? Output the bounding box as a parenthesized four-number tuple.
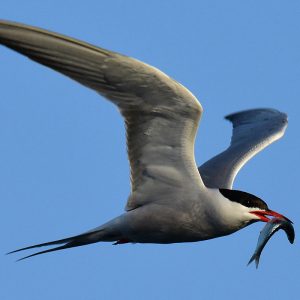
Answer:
(1, 1, 299, 299)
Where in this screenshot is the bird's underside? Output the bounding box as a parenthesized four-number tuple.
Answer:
(0, 20, 288, 260)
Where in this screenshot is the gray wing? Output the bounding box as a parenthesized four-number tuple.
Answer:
(0, 20, 205, 210)
(198, 109, 288, 189)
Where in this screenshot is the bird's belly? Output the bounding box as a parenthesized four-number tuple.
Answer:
(120, 204, 232, 244)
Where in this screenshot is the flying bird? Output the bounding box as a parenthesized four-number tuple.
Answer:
(0, 20, 290, 261)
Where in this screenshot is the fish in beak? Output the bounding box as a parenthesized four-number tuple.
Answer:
(248, 217, 295, 268)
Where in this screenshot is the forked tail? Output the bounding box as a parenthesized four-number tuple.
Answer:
(7, 229, 106, 261)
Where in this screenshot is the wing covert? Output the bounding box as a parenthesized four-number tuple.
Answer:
(0, 20, 205, 211)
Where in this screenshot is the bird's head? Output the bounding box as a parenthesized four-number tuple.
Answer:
(219, 188, 291, 223)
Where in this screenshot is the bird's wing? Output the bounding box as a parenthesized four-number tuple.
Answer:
(0, 20, 205, 210)
(198, 109, 288, 189)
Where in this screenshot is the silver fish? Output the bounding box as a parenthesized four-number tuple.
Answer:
(248, 217, 295, 268)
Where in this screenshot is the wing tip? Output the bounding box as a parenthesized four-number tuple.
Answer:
(225, 108, 287, 122)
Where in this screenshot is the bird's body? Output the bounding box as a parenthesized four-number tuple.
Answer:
(89, 188, 251, 244)
(0, 20, 290, 260)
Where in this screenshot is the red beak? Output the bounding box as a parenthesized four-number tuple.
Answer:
(250, 210, 292, 223)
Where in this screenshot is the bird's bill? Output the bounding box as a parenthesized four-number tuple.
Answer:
(250, 210, 292, 223)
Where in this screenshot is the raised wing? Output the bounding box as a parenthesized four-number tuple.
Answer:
(199, 109, 288, 189)
(0, 20, 205, 210)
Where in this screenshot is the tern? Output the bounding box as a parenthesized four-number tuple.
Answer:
(0, 20, 290, 261)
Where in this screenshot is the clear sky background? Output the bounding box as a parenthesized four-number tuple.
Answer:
(1, 1, 299, 299)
